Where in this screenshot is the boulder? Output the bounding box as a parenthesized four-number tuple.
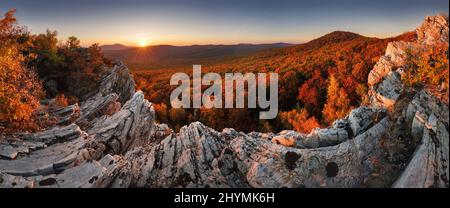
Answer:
(302, 127, 349, 148)
(370, 70, 403, 108)
(348, 106, 381, 136)
(368, 56, 394, 86)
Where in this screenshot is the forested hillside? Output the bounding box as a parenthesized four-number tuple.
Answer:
(134, 31, 417, 132)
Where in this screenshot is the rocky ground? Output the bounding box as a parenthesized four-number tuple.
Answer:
(0, 15, 448, 188)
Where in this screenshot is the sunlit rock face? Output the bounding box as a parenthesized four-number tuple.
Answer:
(416, 15, 449, 45)
(368, 14, 448, 109)
(0, 15, 448, 188)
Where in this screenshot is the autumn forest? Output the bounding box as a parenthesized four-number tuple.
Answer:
(131, 31, 418, 133)
(1, 9, 448, 136)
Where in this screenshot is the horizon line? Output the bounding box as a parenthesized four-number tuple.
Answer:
(92, 30, 411, 48)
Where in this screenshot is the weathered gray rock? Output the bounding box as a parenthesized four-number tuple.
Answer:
(114, 122, 239, 188)
(368, 56, 395, 86)
(272, 131, 306, 148)
(87, 91, 155, 155)
(49, 104, 81, 126)
(393, 90, 449, 188)
(52, 154, 127, 188)
(302, 127, 349, 148)
(76, 93, 120, 129)
(0, 141, 46, 159)
(0, 124, 83, 160)
(0, 133, 87, 176)
(0, 172, 35, 188)
(24, 124, 83, 145)
(101, 118, 388, 188)
(88, 62, 136, 104)
(0, 154, 126, 188)
(393, 126, 448, 188)
(347, 106, 382, 136)
(385, 41, 409, 66)
(370, 70, 403, 108)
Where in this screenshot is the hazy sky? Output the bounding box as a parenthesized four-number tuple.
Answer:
(1, 0, 448, 46)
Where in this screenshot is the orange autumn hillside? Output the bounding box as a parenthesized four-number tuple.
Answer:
(131, 31, 417, 133)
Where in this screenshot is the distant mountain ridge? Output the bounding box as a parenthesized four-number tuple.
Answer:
(308, 31, 363, 45)
(100, 43, 131, 51)
(101, 31, 416, 72)
(240, 31, 417, 60)
(101, 42, 292, 69)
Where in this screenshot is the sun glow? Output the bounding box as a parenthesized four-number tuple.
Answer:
(138, 38, 149, 47)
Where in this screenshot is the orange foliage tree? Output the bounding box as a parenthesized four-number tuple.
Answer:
(279, 108, 320, 133)
(322, 74, 352, 125)
(0, 10, 44, 134)
(403, 43, 449, 102)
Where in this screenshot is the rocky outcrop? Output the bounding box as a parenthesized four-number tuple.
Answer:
(80, 62, 136, 104)
(367, 14, 449, 188)
(392, 90, 449, 188)
(103, 118, 391, 188)
(271, 106, 383, 149)
(87, 92, 156, 155)
(368, 14, 448, 109)
(75, 93, 120, 129)
(0, 15, 448, 188)
(0, 154, 125, 188)
(49, 104, 81, 126)
(0, 124, 87, 176)
(416, 15, 449, 45)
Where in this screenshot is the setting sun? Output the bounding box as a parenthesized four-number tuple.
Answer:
(138, 39, 149, 47)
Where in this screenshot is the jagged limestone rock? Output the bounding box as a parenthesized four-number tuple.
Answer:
(272, 131, 306, 148)
(368, 15, 448, 110)
(24, 124, 83, 144)
(0, 124, 85, 160)
(347, 106, 382, 136)
(87, 91, 155, 155)
(92, 62, 136, 104)
(0, 141, 46, 160)
(0, 133, 87, 176)
(302, 127, 349, 148)
(49, 104, 81, 126)
(53, 154, 127, 188)
(370, 70, 404, 108)
(76, 93, 120, 129)
(416, 15, 449, 45)
(368, 56, 395, 86)
(393, 90, 449, 188)
(0, 172, 35, 188)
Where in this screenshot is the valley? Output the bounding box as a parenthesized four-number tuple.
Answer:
(107, 31, 417, 132)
